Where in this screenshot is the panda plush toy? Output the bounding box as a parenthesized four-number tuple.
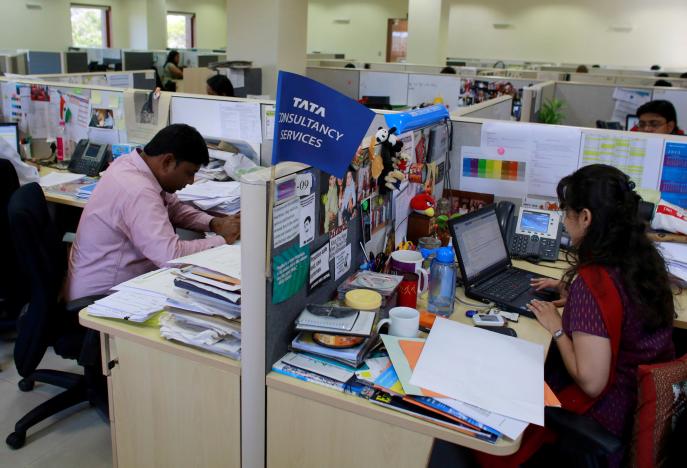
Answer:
(375, 126, 405, 193)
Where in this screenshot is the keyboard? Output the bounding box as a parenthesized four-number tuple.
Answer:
(475, 270, 532, 302)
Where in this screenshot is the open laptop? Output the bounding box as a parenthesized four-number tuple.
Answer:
(448, 204, 557, 317)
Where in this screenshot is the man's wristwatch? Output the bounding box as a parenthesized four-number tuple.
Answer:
(552, 328, 565, 341)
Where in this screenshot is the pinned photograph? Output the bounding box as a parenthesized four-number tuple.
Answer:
(134, 90, 159, 125)
(30, 84, 49, 102)
(89, 108, 114, 129)
(320, 168, 358, 234)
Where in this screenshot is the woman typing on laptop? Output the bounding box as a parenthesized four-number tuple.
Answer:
(525, 164, 675, 466)
(430, 164, 675, 467)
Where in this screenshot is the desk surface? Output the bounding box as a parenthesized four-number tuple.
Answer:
(79, 310, 240, 376)
(39, 166, 89, 209)
(267, 259, 560, 456)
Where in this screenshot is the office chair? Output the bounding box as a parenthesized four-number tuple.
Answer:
(542, 353, 687, 468)
(0, 159, 26, 332)
(5, 183, 106, 449)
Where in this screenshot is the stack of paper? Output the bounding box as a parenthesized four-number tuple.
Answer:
(39, 172, 85, 187)
(658, 242, 687, 282)
(87, 290, 165, 322)
(160, 313, 241, 359)
(176, 180, 241, 215)
(195, 159, 229, 182)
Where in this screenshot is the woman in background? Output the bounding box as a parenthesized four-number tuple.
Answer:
(162, 50, 183, 91)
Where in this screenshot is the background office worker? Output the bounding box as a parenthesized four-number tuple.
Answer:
(161, 50, 183, 91)
(632, 100, 683, 135)
(206, 74, 235, 97)
(67, 124, 239, 301)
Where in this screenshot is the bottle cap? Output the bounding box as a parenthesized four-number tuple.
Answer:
(345, 289, 382, 311)
(436, 247, 454, 263)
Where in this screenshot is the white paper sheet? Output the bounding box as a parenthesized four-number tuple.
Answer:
(410, 318, 545, 426)
(480, 121, 582, 197)
(167, 244, 242, 280)
(273, 196, 300, 248)
(106, 73, 134, 89)
(39, 172, 85, 187)
(218, 101, 262, 144)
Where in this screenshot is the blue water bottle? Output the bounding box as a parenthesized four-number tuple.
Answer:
(427, 247, 457, 317)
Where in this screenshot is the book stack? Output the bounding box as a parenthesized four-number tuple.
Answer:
(272, 304, 381, 391)
(336, 271, 402, 311)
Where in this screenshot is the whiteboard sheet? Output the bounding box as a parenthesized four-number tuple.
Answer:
(359, 71, 408, 106)
(459, 145, 530, 198)
(407, 74, 461, 111)
(410, 318, 544, 426)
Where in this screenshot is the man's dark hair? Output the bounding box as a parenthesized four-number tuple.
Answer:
(207, 74, 235, 97)
(654, 79, 673, 87)
(656, 72, 669, 77)
(650, 64, 661, 71)
(344, 63, 356, 69)
(144, 124, 209, 166)
(680, 72, 687, 79)
(440, 66, 456, 74)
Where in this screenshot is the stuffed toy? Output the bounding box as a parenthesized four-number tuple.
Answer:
(375, 126, 405, 193)
(410, 192, 436, 217)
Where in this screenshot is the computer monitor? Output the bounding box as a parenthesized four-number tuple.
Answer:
(626, 114, 639, 130)
(0, 123, 19, 153)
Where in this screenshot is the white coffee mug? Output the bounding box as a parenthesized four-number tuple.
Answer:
(389, 250, 429, 293)
(376, 306, 420, 338)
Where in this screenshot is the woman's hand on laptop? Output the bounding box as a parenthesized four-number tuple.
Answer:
(530, 277, 567, 307)
(527, 299, 563, 335)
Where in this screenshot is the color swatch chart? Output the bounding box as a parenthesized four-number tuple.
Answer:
(462, 158, 526, 181)
(660, 141, 687, 208)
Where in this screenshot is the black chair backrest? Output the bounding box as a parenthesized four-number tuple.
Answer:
(0, 159, 24, 318)
(0, 159, 19, 233)
(8, 183, 67, 376)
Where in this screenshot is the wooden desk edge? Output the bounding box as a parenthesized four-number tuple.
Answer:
(266, 373, 522, 456)
(79, 310, 241, 376)
(45, 192, 87, 208)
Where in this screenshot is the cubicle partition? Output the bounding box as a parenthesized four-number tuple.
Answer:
(29, 70, 157, 91)
(453, 95, 513, 120)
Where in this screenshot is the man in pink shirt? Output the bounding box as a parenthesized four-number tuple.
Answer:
(67, 124, 239, 300)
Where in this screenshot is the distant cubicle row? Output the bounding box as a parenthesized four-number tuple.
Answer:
(306, 66, 535, 116)
(520, 80, 687, 130)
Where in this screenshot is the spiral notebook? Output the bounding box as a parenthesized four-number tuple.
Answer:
(295, 306, 359, 332)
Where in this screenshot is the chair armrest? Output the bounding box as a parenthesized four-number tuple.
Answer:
(545, 407, 622, 455)
(65, 295, 106, 314)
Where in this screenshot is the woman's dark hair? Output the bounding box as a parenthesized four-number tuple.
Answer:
(557, 164, 674, 329)
(206, 74, 235, 97)
(636, 100, 679, 132)
(165, 50, 179, 65)
(144, 124, 209, 166)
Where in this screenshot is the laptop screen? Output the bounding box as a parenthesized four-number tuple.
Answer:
(451, 208, 509, 283)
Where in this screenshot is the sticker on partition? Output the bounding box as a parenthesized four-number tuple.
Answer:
(299, 193, 316, 247)
(295, 172, 313, 197)
(273, 196, 300, 248)
(272, 244, 310, 304)
(334, 244, 352, 281)
(308, 243, 330, 293)
(328, 226, 348, 261)
(275, 177, 296, 203)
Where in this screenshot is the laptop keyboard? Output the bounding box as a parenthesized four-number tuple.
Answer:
(475, 270, 532, 302)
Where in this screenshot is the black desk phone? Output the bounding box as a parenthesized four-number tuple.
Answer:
(496, 201, 563, 262)
(68, 139, 110, 177)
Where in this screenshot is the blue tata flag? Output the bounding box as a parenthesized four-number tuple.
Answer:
(271, 71, 375, 179)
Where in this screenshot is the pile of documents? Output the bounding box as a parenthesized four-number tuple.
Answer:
(76, 182, 97, 200)
(176, 180, 241, 215)
(195, 159, 229, 182)
(274, 316, 556, 445)
(658, 242, 687, 283)
(89, 244, 243, 360)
